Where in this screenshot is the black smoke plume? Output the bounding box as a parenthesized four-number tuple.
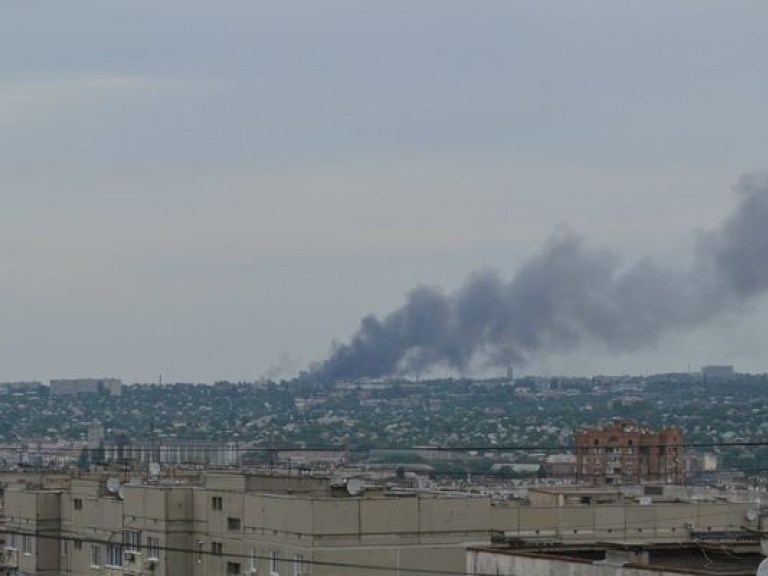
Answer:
(313, 172, 768, 382)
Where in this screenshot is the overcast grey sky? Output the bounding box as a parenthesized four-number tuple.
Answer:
(2, 1, 768, 383)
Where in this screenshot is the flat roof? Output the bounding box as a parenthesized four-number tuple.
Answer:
(469, 543, 763, 576)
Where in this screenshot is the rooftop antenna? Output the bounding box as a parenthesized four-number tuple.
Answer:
(346, 478, 365, 496)
(106, 477, 121, 495)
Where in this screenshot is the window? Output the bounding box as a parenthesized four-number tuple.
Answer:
(270, 550, 279, 575)
(73, 498, 83, 511)
(196, 541, 204, 564)
(147, 537, 160, 560)
(212, 496, 223, 511)
(123, 529, 140, 553)
(107, 543, 123, 567)
(294, 553, 307, 576)
(61, 539, 68, 557)
(90, 544, 101, 567)
(212, 541, 223, 555)
(250, 548, 259, 573)
(227, 561, 242, 575)
(22, 535, 32, 555)
(228, 517, 241, 531)
(74, 540, 83, 551)
(6, 533, 17, 550)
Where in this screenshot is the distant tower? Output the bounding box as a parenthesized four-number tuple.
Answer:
(506, 363, 514, 382)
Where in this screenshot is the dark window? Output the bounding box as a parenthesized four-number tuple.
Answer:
(228, 517, 241, 531)
(212, 496, 223, 511)
(73, 498, 83, 510)
(147, 537, 160, 559)
(123, 530, 140, 552)
(107, 543, 123, 567)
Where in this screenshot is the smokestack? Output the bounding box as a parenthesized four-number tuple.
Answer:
(310, 171, 768, 382)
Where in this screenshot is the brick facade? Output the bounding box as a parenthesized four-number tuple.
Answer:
(575, 419, 684, 485)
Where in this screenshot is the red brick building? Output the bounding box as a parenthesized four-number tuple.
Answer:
(575, 419, 684, 485)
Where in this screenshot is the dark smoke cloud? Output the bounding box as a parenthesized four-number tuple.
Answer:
(313, 172, 768, 382)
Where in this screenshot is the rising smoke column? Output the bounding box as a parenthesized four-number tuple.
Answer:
(314, 172, 768, 382)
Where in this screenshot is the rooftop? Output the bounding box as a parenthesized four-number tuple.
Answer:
(469, 542, 765, 575)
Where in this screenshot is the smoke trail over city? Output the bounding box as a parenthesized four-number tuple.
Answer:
(312, 172, 768, 382)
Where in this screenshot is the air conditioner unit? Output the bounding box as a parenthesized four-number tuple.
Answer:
(124, 550, 140, 562)
(3, 549, 17, 561)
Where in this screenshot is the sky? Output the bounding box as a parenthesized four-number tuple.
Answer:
(2, 1, 768, 383)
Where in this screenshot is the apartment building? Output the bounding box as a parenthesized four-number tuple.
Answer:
(49, 379, 122, 397)
(575, 420, 684, 485)
(2, 472, 492, 576)
(1, 471, 760, 576)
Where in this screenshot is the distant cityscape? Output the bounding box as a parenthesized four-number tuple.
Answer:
(0, 365, 760, 481)
(3, 365, 768, 576)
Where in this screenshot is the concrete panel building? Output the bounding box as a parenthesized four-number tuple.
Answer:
(701, 365, 736, 383)
(1, 471, 761, 576)
(49, 379, 122, 397)
(2, 472, 493, 576)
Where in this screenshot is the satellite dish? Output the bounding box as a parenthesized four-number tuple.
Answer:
(106, 477, 120, 494)
(747, 507, 759, 522)
(346, 478, 365, 496)
(149, 462, 160, 477)
(117, 485, 125, 500)
(756, 557, 768, 576)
